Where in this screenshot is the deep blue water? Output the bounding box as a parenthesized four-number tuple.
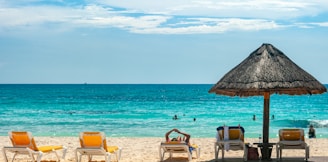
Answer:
(0, 84, 327, 138)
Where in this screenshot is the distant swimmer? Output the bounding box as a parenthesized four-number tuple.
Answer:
(193, 118, 196, 122)
(272, 115, 275, 120)
(173, 114, 178, 120)
(253, 114, 256, 121)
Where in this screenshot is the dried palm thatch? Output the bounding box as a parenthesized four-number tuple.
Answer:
(209, 43, 327, 96)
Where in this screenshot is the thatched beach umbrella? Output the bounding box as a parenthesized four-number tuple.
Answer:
(209, 43, 327, 159)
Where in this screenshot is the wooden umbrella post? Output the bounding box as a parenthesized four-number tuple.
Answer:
(262, 91, 271, 159)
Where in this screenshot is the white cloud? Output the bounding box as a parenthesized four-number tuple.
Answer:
(74, 15, 170, 29)
(0, 6, 75, 27)
(0, 4, 283, 34)
(0, 0, 327, 34)
(132, 18, 281, 34)
(293, 22, 328, 28)
(97, 0, 328, 19)
(311, 22, 328, 27)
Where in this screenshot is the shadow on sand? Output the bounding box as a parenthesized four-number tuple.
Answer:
(162, 157, 328, 162)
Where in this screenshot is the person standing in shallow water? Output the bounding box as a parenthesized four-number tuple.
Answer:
(308, 125, 316, 138)
(252, 114, 256, 121)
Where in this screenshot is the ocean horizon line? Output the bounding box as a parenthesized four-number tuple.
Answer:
(1, 83, 327, 85)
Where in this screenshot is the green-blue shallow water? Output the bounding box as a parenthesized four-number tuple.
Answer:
(0, 84, 327, 138)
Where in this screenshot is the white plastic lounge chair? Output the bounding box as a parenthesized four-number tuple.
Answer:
(159, 141, 200, 162)
(276, 129, 309, 161)
(2, 131, 67, 162)
(214, 126, 247, 161)
(75, 132, 122, 162)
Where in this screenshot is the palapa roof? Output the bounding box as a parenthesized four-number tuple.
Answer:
(209, 43, 327, 97)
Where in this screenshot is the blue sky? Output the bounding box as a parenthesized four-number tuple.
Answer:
(1, 0, 328, 84)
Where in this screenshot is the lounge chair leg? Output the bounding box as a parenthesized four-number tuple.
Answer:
(196, 147, 200, 159)
(116, 148, 122, 161)
(105, 153, 111, 162)
(305, 146, 309, 161)
(243, 146, 247, 161)
(79, 155, 83, 162)
(30, 152, 37, 162)
(276, 145, 279, 160)
(161, 152, 165, 161)
(54, 151, 60, 161)
(214, 143, 218, 161)
(62, 146, 67, 160)
(159, 147, 164, 161)
(116, 155, 119, 162)
(2, 149, 8, 162)
(75, 150, 79, 162)
(36, 152, 42, 162)
(12, 152, 18, 162)
(28, 152, 34, 162)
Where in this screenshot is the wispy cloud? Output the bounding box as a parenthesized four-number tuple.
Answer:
(132, 18, 281, 34)
(96, 0, 328, 19)
(0, 0, 327, 34)
(310, 22, 328, 27)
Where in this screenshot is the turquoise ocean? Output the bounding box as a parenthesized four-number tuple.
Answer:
(0, 84, 327, 138)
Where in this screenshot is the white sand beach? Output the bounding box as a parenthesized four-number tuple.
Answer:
(1, 136, 327, 162)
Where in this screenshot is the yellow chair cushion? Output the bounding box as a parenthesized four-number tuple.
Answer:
(282, 131, 301, 141)
(219, 129, 243, 141)
(38, 145, 63, 152)
(106, 146, 119, 153)
(83, 135, 102, 147)
(229, 130, 241, 140)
